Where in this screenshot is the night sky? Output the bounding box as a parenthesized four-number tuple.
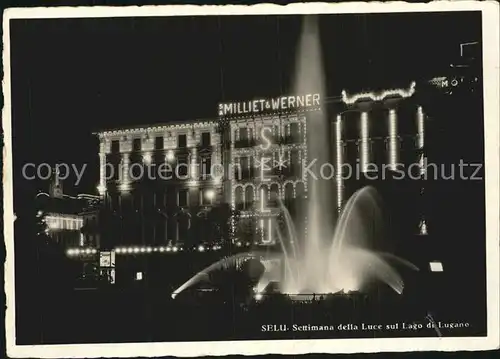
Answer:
(8, 11, 482, 199)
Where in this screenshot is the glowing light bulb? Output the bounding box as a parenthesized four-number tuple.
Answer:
(143, 152, 152, 165)
(205, 189, 215, 201)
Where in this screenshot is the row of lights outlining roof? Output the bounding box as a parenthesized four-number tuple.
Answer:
(341, 82, 416, 105)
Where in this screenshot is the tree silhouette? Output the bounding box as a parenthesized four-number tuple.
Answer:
(15, 199, 78, 295)
(206, 202, 240, 254)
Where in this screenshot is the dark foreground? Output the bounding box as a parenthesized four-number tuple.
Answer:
(15, 278, 486, 345)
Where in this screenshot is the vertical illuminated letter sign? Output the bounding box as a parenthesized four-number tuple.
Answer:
(260, 126, 272, 244)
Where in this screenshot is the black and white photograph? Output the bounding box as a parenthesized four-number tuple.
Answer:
(3, 2, 499, 357)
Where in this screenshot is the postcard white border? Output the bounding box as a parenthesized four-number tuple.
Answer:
(3, 2, 499, 357)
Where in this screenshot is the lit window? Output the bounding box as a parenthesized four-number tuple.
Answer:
(166, 150, 175, 162)
(429, 261, 444, 272)
(202, 189, 215, 205)
(143, 152, 152, 165)
(136, 272, 143, 280)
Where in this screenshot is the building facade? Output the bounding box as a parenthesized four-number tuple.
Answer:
(96, 120, 223, 252)
(227, 113, 308, 247)
(36, 174, 101, 250)
(333, 82, 427, 229)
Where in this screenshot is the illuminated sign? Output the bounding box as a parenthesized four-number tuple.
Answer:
(428, 76, 460, 89)
(218, 93, 321, 117)
(99, 251, 115, 268)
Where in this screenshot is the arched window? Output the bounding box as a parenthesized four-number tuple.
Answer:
(244, 186, 255, 210)
(296, 181, 305, 199)
(235, 187, 244, 211)
(284, 183, 294, 203)
(259, 185, 269, 210)
(270, 183, 280, 206)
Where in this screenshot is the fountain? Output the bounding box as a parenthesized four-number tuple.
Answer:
(270, 186, 419, 298)
(171, 16, 417, 301)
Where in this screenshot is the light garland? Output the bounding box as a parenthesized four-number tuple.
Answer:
(66, 248, 98, 256)
(98, 121, 219, 139)
(341, 82, 416, 105)
(114, 244, 222, 254)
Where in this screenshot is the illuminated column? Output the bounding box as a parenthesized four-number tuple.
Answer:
(335, 115, 344, 211)
(417, 106, 426, 175)
(98, 150, 106, 196)
(388, 109, 399, 170)
(120, 152, 130, 191)
(360, 112, 370, 173)
(190, 147, 198, 181)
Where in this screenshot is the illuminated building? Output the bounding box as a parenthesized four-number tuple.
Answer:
(35, 172, 101, 249)
(95, 120, 222, 251)
(334, 82, 427, 238)
(225, 113, 308, 246)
